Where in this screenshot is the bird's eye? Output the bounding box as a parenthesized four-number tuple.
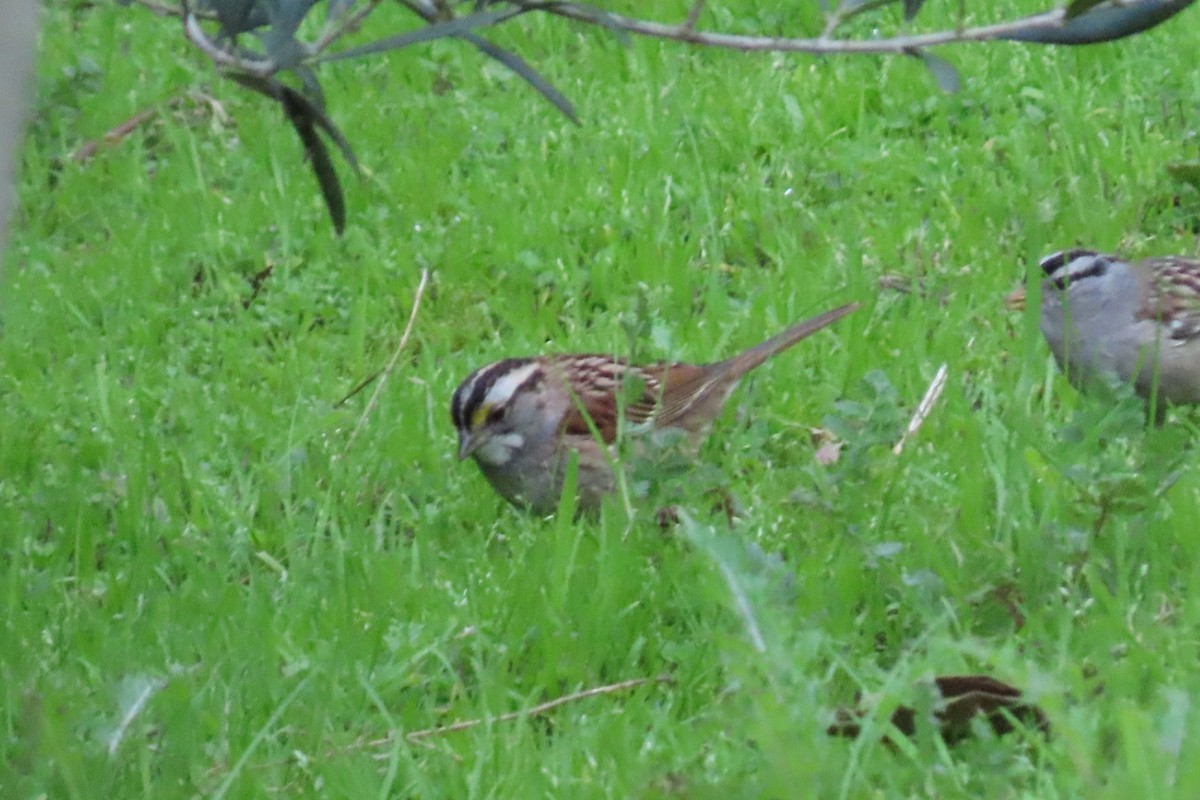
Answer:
(487, 405, 506, 424)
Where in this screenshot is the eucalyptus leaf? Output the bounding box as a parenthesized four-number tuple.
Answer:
(261, 29, 307, 69)
(326, 0, 356, 22)
(259, 0, 319, 66)
(909, 48, 959, 93)
(202, 0, 268, 36)
(267, 0, 319, 33)
(1065, 0, 1109, 18)
(320, 6, 521, 62)
(1000, 0, 1194, 44)
(278, 86, 347, 234)
(294, 64, 327, 110)
(462, 33, 578, 124)
(289, 92, 359, 172)
(224, 72, 360, 233)
(228, 72, 359, 170)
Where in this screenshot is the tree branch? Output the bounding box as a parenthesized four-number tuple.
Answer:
(313, 0, 386, 53)
(525, 0, 1192, 54)
(183, 12, 276, 77)
(136, 0, 1196, 75)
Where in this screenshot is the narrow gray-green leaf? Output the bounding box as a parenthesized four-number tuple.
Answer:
(293, 64, 327, 111)
(909, 48, 959, 93)
(225, 72, 359, 170)
(260, 0, 321, 67)
(261, 29, 307, 68)
(320, 6, 519, 62)
(326, 0, 356, 23)
(1000, 0, 1194, 44)
(1065, 0, 1109, 18)
(220, 72, 350, 232)
(204, 0, 268, 36)
(267, 0, 319, 33)
(462, 33, 578, 124)
(279, 87, 347, 235)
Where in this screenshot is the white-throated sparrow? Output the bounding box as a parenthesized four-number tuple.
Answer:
(1007, 249, 1200, 412)
(451, 303, 859, 513)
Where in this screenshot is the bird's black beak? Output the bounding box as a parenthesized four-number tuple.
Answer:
(457, 431, 477, 461)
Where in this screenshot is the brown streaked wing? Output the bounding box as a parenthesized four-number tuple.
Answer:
(553, 356, 677, 443)
(559, 393, 622, 442)
(639, 362, 727, 432)
(1145, 257, 1200, 341)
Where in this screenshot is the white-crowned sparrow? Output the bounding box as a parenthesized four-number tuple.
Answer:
(450, 303, 859, 513)
(1007, 248, 1200, 411)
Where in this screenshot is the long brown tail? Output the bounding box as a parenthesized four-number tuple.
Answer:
(647, 301, 859, 432)
(721, 302, 860, 378)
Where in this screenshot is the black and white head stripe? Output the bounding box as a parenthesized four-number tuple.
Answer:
(450, 358, 541, 432)
(1038, 249, 1113, 291)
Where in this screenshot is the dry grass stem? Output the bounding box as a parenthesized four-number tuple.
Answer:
(341, 268, 430, 455)
(401, 675, 672, 743)
(892, 362, 948, 455)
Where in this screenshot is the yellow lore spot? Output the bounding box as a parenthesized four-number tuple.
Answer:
(471, 403, 493, 431)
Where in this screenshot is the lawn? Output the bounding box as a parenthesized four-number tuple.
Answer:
(4, 1, 1200, 797)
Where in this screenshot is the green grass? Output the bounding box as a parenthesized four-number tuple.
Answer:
(5, 1, 1200, 796)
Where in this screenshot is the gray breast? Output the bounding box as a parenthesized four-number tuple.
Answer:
(1041, 261, 1144, 385)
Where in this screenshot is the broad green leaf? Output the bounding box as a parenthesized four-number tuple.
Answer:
(1167, 161, 1200, 191)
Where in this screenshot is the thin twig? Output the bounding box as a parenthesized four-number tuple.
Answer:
(71, 103, 172, 163)
(313, 0, 386, 53)
(403, 675, 672, 742)
(187, 89, 233, 124)
(142, 0, 1190, 72)
(523, 1, 1121, 54)
(129, 0, 218, 20)
(339, 268, 431, 454)
(184, 12, 277, 78)
(821, 0, 903, 39)
(682, 0, 706, 32)
(70, 91, 228, 163)
(892, 362, 948, 455)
